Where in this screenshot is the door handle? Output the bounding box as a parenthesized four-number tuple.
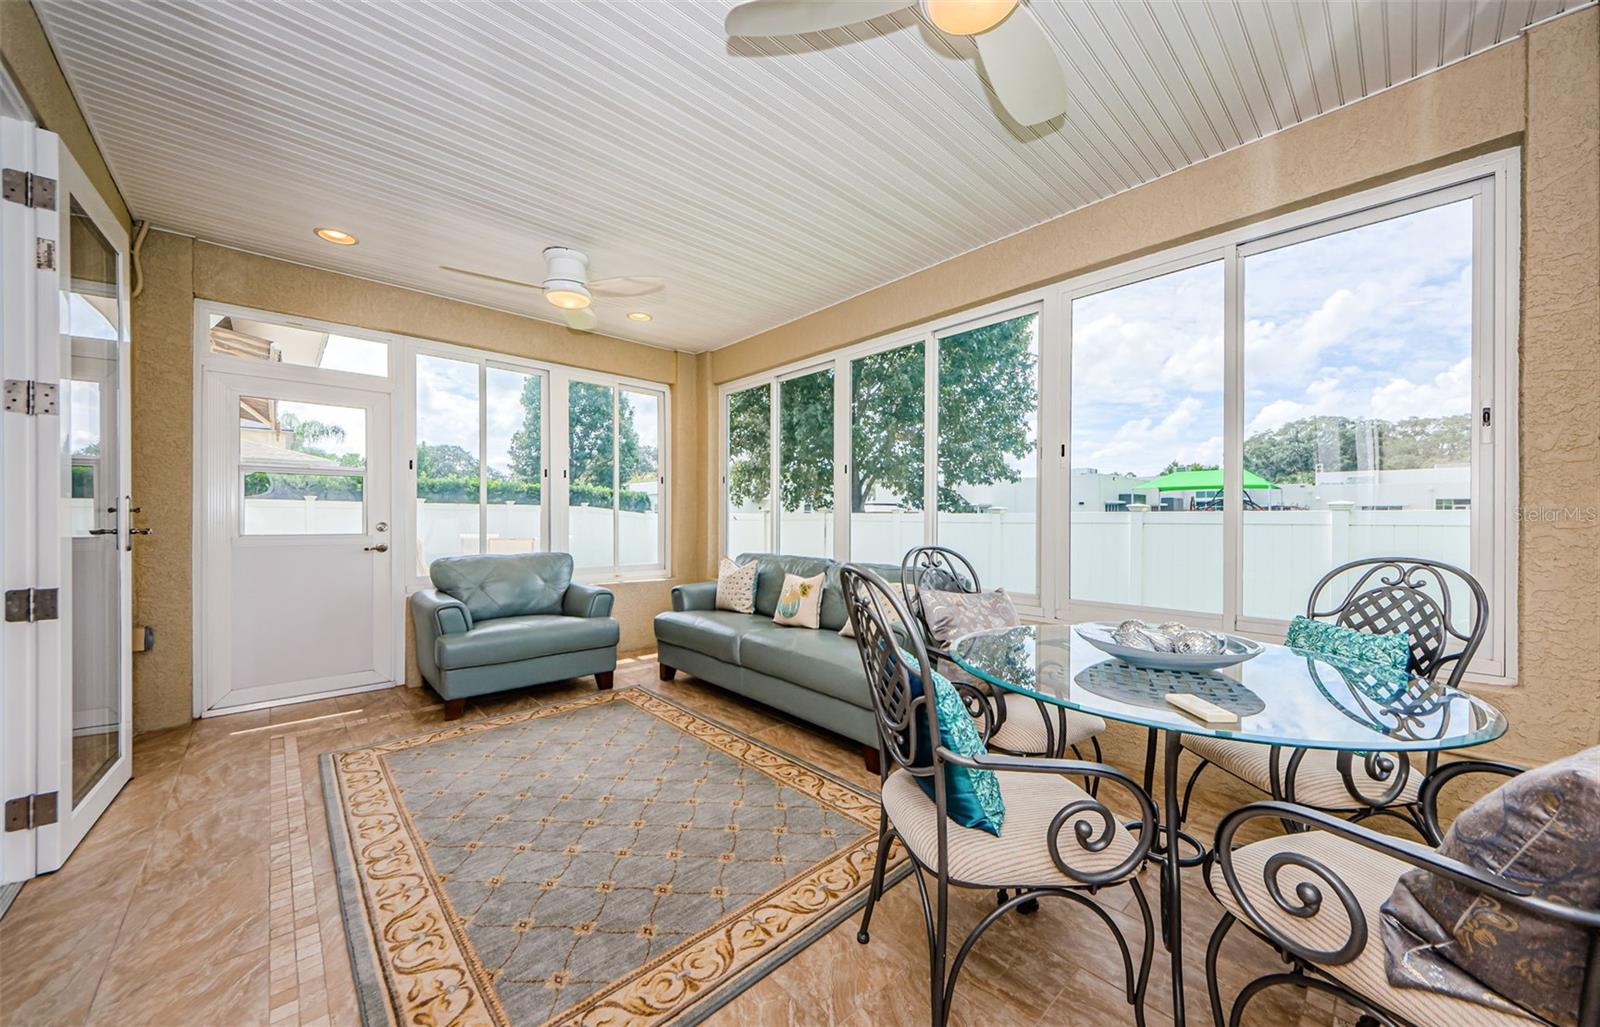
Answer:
(129, 528, 152, 536)
(88, 528, 118, 535)
(364, 543, 389, 553)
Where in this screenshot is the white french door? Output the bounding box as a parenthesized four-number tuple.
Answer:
(198, 369, 394, 712)
(2, 121, 135, 879)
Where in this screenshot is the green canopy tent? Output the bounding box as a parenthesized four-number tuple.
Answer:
(1134, 468, 1276, 491)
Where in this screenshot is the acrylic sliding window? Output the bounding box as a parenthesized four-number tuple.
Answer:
(777, 367, 834, 558)
(239, 397, 367, 535)
(724, 383, 772, 557)
(937, 311, 1041, 597)
(849, 341, 923, 566)
(567, 380, 666, 572)
(1240, 196, 1479, 628)
(1069, 262, 1224, 615)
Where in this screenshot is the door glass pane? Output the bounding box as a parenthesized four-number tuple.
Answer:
(778, 369, 833, 558)
(67, 198, 119, 340)
(486, 367, 542, 553)
(939, 313, 1040, 595)
(1071, 262, 1224, 614)
(63, 340, 120, 804)
(850, 342, 924, 564)
(416, 354, 481, 571)
(240, 397, 366, 534)
(725, 384, 771, 556)
(208, 314, 387, 376)
(568, 381, 616, 568)
(1242, 200, 1475, 621)
(620, 389, 661, 566)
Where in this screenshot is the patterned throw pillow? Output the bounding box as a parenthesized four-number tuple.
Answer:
(892, 646, 1006, 836)
(1380, 746, 1600, 1025)
(772, 572, 824, 629)
(920, 587, 1019, 645)
(714, 557, 758, 614)
(1285, 614, 1411, 673)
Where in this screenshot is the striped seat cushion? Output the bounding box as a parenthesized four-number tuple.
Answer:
(987, 699, 1105, 756)
(1209, 831, 1539, 1027)
(1185, 735, 1422, 811)
(883, 767, 1139, 888)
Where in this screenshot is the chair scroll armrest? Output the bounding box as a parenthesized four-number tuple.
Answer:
(562, 583, 615, 619)
(671, 581, 718, 612)
(1211, 801, 1600, 971)
(411, 588, 471, 636)
(939, 747, 1157, 884)
(1417, 758, 1525, 846)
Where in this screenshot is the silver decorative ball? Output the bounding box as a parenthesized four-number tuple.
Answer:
(1173, 629, 1224, 655)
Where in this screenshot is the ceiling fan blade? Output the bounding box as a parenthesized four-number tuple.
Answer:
(588, 276, 666, 299)
(441, 265, 545, 290)
(563, 307, 598, 332)
(724, 0, 913, 37)
(972, 4, 1068, 127)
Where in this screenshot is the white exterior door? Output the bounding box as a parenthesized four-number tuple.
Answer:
(199, 370, 394, 712)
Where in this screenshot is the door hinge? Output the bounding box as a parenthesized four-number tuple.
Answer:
(4, 792, 58, 832)
(3, 379, 59, 415)
(1, 169, 57, 210)
(4, 587, 58, 622)
(35, 237, 55, 270)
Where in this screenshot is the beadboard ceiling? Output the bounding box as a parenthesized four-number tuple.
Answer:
(35, 0, 1572, 352)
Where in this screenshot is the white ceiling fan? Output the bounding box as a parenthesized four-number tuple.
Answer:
(724, 0, 1068, 126)
(442, 247, 664, 331)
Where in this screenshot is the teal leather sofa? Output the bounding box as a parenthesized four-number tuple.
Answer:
(654, 553, 901, 764)
(411, 552, 619, 719)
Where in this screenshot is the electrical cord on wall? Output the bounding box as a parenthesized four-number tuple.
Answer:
(130, 219, 149, 299)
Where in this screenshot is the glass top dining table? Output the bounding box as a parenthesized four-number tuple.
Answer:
(947, 622, 1508, 752)
(947, 622, 1509, 1027)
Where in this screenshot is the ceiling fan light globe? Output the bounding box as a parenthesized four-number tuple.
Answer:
(545, 285, 591, 310)
(921, 0, 1016, 36)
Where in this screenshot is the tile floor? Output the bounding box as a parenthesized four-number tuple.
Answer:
(0, 656, 1365, 1026)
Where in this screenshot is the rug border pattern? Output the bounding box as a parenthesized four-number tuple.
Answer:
(323, 689, 904, 1027)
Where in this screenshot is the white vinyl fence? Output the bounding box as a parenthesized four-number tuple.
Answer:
(733, 507, 1470, 618)
(243, 499, 659, 574)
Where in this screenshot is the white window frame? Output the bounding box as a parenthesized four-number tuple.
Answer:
(716, 148, 1518, 682)
(195, 302, 673, 692)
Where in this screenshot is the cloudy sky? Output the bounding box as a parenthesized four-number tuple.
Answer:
(1070, 197, 1474, 478)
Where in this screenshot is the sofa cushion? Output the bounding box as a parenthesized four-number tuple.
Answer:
(431, 552, 573, 621)
(435, 613, 617, 670)
(653, 610, 755, 665)
(736, 553, 903, 631)
(738, 623, 872, 709)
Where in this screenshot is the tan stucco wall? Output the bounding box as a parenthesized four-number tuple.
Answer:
(131, 235, 710, 732)
(707, 8, 1600, 769)
(0, 0, 131, 234)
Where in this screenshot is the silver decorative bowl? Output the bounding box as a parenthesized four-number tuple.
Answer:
(1075, 622, 1263, 672)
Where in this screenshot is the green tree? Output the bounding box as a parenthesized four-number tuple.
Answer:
(1161, 460, 1213, 475)
(277, 412, 344, 455)
(566, 382, 646, 504)
(934, 317, 1038, 513)
(849, 343, 923, 512)
(1242, 414, 1471, 484)
(416, 441, 478, 478)
(728, 318, 1040, 515)
(508, 375, 542, 480)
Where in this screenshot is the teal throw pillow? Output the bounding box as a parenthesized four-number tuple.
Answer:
(892, 646, 1006, 836)
(1285, 615, 1411, 674)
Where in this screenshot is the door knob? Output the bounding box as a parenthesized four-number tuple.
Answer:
(364, 543, 389, 553)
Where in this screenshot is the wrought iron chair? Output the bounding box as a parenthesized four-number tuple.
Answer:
(1179, 557, 1490, 838)
(842, 563, 1157, 1027)
(1204, 760, 1600, 1027)
(900, 545, 1106, 762)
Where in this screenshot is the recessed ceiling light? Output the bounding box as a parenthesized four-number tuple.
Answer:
(626, 311, 652, 322)
(314, 227, 358, 245)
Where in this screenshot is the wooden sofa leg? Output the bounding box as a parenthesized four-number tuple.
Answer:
(596, 671, 614, 691)
(861, 745, 881, 776)
(443, 698, 467, 720)
(658, 663, 676, 682)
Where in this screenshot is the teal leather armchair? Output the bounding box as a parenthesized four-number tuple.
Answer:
(410, 552, 619, 718)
